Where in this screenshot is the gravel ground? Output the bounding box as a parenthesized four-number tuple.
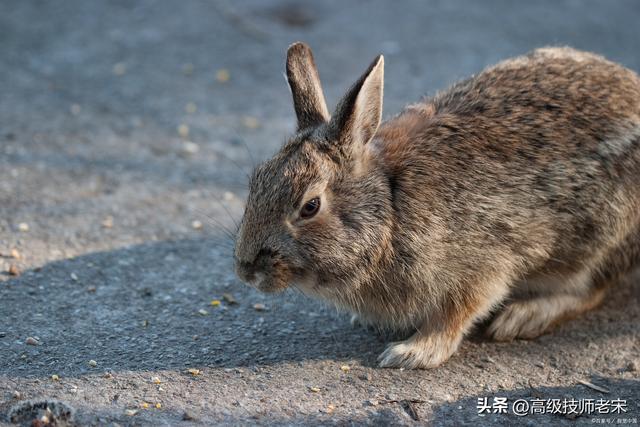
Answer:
(1, 1, 639, 425)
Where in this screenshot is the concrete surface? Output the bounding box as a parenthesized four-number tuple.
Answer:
(1, 0, 639, 425)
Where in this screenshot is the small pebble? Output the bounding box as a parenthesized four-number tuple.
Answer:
(198, 309, 208, 316)
(88, 359, 97, 367)
(253, 303, 267, 311)
(326, 404, 335, 414)
(51, 374, 60, 381)
(191, 220, 203, 230)
(242, 116, 260, 129)
(113, 62, 127, 76)
(182, 411, 196, 421)
(18, 223, 29, 232)
(222, 293, 237, 305)
(101, 216, 114, 228)
(182, 141, 200, 154)
(87, 286, 97, 293)
(70, 273, 78, 281)
(177, 124, 190, 138)
(187, 368, 200, 376)
(210, 299, 221, 307)
(12, 390, 21, 399)
(151, 376, 161, 384)
(104, 372, 114, 379)
(223, 191, 235, 201)
(216, 69, 230, 83)
(308, 387, 320, 393)
(125, 409, 138, 416)
(8, 264, 20, 276)
(10, 248, 21, 259)
(366, 399, 379, 406)
(358, 373, 372, 381)
(340, 365, 351, 373)
(627, 361, 637, 372)
(25, 337, 39, 346)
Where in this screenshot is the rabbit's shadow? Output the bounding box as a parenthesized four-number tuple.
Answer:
(0, 237, 385, 378)
(0, 236, 638, 378)
(430, 375, 640, 426)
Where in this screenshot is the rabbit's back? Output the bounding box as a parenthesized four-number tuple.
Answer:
(436, 47, 640, 126)
(377, 47, 640, 276)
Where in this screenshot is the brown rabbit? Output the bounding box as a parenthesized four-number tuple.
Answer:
(234, 42, 640, 369)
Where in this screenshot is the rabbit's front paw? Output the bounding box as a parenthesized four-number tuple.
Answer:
(377, 332, 459, 369)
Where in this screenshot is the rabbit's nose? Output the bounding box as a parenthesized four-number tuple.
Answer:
(234, 247, 276, 282)
(235, 258, 256, 281)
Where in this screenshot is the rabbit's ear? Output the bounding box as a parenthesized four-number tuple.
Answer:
(286, 42, 330, 130)
(329, 55, 384, 148)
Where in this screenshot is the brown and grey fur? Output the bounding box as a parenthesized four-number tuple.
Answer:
(234, 43, 640, 369)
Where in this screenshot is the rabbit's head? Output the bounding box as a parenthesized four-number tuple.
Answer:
(234, 43, 393, 295)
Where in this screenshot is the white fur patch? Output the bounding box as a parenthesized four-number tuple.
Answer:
(378, 330, 462, 369)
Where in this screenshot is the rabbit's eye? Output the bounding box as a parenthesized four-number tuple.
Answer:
(300, 197, 320, 219)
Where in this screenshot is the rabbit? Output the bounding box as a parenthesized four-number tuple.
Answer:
(234, 42, 640, 369)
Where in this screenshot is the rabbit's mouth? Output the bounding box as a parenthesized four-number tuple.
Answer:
(236, 263, 293, 293)
(253, 273, 290, 293)
(234, 249, 300, 293)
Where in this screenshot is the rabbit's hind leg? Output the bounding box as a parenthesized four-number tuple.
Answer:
(487, 268, 605, 341)
(592, 226, 640, 289)
(488, 225, 639, 342)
